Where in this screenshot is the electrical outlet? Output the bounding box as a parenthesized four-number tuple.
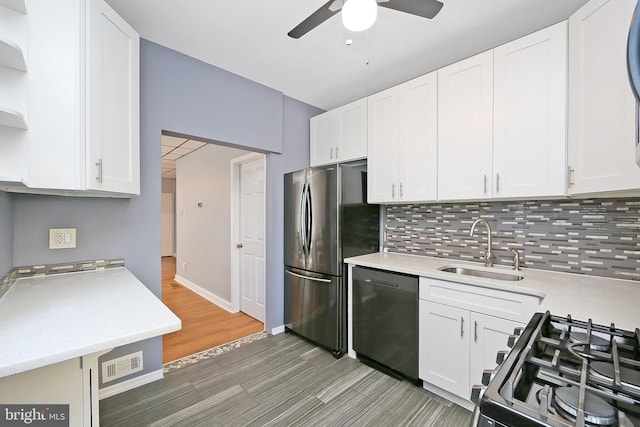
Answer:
(49, 228, 76, 249)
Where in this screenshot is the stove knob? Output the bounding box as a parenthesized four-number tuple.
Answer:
(513, 327, 524, 336)
(496, 350, 509, 365)
(507, 334, 519, 348)
(471, 385, 486, 406)
(481, 369, 496, 386)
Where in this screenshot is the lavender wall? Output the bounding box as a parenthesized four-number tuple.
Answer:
(0, 192, 12, 276)
(10, 39, 321, 388)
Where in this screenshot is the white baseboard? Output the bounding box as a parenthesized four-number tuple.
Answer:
(271, 325, 285, 335)
(99, 369, 163, 400)
(174, 274, 236, 313)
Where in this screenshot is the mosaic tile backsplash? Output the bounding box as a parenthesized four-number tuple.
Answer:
(385, 198, 640, 281)
(0, 258, 125, 300)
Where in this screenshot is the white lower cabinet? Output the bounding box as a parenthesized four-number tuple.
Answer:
(420, 300, 470, 398)
(0, 351, 107, 427)
(418, 277, 539, 408)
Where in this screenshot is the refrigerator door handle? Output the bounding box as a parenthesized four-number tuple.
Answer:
(305, 182, 313, 254)
(299, 182, 308, 257)
(285, 269, 332, 283)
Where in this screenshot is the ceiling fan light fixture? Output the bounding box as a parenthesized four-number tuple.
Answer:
(342, 0, 377, 32)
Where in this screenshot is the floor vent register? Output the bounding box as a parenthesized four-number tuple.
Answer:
(102, 351, 143, 383)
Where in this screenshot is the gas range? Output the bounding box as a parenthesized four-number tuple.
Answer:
(473, 312, 640, 427)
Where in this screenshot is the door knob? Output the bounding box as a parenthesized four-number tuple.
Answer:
(236, 243, 243, 248)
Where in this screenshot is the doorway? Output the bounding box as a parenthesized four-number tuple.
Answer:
(160, 134, 265, 363)
(231, 153, 266, 323)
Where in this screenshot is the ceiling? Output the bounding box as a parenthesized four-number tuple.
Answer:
(161, 136, 206, 179)
(105, 0, 588, 111)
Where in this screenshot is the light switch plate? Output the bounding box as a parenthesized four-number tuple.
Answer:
(49, 228, 76, 249)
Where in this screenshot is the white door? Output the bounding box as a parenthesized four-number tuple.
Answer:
(161, 192, 174, 257)
(238, 156, 266, 322)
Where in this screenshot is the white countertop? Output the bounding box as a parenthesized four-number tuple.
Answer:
(346, 252, 640, 331)
(0, 267, 181, 378)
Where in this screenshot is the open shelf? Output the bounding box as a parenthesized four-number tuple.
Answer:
(0, 106, 27, 129)
(0, 38, 26, 71)
(0, 0, 26, 13)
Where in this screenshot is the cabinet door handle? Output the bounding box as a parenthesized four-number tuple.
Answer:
(568, 166, 575, 187)
(461, 317, 464, 337)
(483, 175, 487, 194)
(496, 173, 500, 193)
(330, 148, 334, 159)
(96, 158, 103, 183)
(335, 146, 339, 158)
(392, 183, 396, 198)
(399, 182, 403, 198)
(474, 320, 478, 342)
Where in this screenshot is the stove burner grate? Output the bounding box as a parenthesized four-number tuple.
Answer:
(554, 386, 617, 426)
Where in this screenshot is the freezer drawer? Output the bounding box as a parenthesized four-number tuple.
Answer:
(352, 266, 419, 380)
(284, 267, 345, 354)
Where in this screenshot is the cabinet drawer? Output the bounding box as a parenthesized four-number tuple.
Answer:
(419, 277, 540, 323)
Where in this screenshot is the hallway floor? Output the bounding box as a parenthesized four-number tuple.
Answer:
(162, 256, 264, 363)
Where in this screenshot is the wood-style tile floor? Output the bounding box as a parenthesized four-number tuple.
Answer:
(100, 332, 474, 426)
(161, 256, 264, 363)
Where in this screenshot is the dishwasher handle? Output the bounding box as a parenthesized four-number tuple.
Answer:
(364, 279, 399, 288)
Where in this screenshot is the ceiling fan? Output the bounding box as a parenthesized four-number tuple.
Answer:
(288, 0, 444, 39)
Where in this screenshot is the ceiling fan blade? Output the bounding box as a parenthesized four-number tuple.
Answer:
(379, 0, 444, 19)
(288, 0, 342, 39)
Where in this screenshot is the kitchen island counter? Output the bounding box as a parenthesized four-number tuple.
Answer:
(346, 252, 640, 331)
(0, 267, 181, 378)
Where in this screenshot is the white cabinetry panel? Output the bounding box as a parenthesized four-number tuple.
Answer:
(0, 0, 140, 196)
(419, 276, 538, 405)
(86, 0, 139, 194)
(420, 300, 470, 399)
(568, 0, 640, 195)
(368, 71, 437, 203)
(310, 98, 366, 167)
(437, 51, 494, 200)
(493, 21, 568, 198)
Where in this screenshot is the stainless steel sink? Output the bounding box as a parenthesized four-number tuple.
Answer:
(438, 266, 524, 282)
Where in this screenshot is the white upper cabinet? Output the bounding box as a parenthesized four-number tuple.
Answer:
(438, 23, 568, 202)
(367, 86, 398, 202)
(567, 0, 640, 195)
(493, 21, 568, 199)
(368, 71, 438, 203)
(0, 0, 28, 133)
(310, 98, 367, 167)
(86, 0, 140, 194)
(437, 50, 494, 201)
(0, 0, 139, 196)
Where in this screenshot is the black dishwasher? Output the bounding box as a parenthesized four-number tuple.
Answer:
(352, 266, 418, 382)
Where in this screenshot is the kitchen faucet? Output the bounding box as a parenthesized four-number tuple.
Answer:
(469, 218, 494, 267)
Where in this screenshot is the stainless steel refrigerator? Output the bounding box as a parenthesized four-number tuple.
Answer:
(284, 161, 379, 356)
